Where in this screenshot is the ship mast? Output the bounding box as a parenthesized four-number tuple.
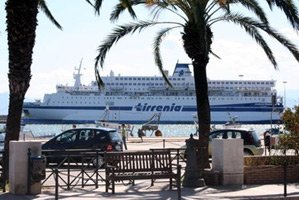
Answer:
(73, 59, 83, 89)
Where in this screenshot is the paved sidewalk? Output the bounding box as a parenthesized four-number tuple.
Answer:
(0, 182, 299, 200)
(1, 138, 298, 199)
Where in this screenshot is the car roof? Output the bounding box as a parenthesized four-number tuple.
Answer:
(71, 127, 117, 132)
(211, 127, 254, 132)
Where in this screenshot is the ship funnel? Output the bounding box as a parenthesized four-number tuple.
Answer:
(172, 63, 192, 77)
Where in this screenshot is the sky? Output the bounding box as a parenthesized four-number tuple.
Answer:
(0, 1, 299, 114)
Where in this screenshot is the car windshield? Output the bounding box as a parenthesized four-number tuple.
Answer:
(250, 130, 260, 143)
(109, 131, 122, 141)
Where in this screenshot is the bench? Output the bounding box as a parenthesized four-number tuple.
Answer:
(104, 149, 181, 199)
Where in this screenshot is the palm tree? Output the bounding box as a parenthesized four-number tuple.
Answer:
(94, 0, 299, 184)
(3, 0, 135, 186)
(3, 0, 61, 186)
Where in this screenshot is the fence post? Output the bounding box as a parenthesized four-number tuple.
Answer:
(55, 168, 58, 200)
(95, 150, 99, 188)
(27, 148, 31, 194)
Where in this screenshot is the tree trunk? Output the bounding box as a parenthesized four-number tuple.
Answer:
(192, 60, 211, 169)
(3, 0, 38, 185)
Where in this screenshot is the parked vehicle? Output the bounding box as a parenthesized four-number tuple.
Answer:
(208, 128, 263, 156)
(42, 127, 123, 166)
(183, 128, 263, 157)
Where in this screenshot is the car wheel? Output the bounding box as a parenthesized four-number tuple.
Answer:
(92, 155, 104, 168)
(244, 150, 253, 156)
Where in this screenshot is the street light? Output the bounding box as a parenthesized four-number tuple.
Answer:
(283, 81, 287, 108)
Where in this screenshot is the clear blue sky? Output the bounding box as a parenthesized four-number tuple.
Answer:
(0, 1, 299, 113)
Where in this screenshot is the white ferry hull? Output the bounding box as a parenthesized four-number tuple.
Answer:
(23, 100, 283, 124)
(22, 63, 284, 125)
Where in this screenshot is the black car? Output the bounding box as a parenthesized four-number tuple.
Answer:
(42, 127, 123, 166)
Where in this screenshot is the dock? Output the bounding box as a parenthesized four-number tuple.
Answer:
(0, 115, 7, 124)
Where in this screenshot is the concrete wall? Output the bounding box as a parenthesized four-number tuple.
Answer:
(212, 139, 243, 185)
(9, 141, 42, 194)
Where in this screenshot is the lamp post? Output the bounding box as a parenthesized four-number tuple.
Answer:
(283, 81, 287, 108)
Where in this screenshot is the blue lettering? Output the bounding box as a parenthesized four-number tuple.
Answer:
(156, 106, 163, 111)
(135, 103, 182, 112)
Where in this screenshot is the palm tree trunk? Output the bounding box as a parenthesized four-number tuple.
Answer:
(192, 60, 211, 170)
(3, 0, 38, 185)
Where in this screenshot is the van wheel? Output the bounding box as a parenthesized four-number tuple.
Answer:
(93, 155, 104, 168)
(244, 150, 253, 156)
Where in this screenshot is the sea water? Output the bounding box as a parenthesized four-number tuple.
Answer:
(18, 123, 277, 138)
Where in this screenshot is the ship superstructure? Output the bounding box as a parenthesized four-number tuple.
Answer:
(22, 63, 283, 124)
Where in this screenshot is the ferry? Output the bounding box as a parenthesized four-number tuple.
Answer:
(22, 63, 284, 124)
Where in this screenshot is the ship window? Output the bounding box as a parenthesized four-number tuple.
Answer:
(138, 78, 141, 80)
(115, 78, 119, 80)
(129, 78, 132, 80)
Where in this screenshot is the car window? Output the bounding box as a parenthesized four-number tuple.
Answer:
(86, 130, 95, 140)
(210, 131, 224, 139)
(56, 130, 77, 143)
(109, 131, 122, 141)
(234, 131, 242, 139)
(226, 131, 235, 139)
(78, 129, 93, 141)
(250, 130, 260, 144)
(95, 130, 108, 141)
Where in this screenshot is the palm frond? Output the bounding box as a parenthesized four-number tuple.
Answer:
(224, 14, 277, 68)
(231, 0, 268, 24)
(209, 50, 221, 59)
(250, 20, 299, 64)
(38, 0, 62, 30)
(94, 66, 105, 90)
(153, 26, 180, 87)
(110, 0, 138, 21)
(266, 0, 299, 29)
(95, 21, 158, 69)
(85, 0, 94, 7)
(93, 0, 103, 15)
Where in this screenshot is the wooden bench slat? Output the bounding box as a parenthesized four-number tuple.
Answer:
(104, 150, 181, 200)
